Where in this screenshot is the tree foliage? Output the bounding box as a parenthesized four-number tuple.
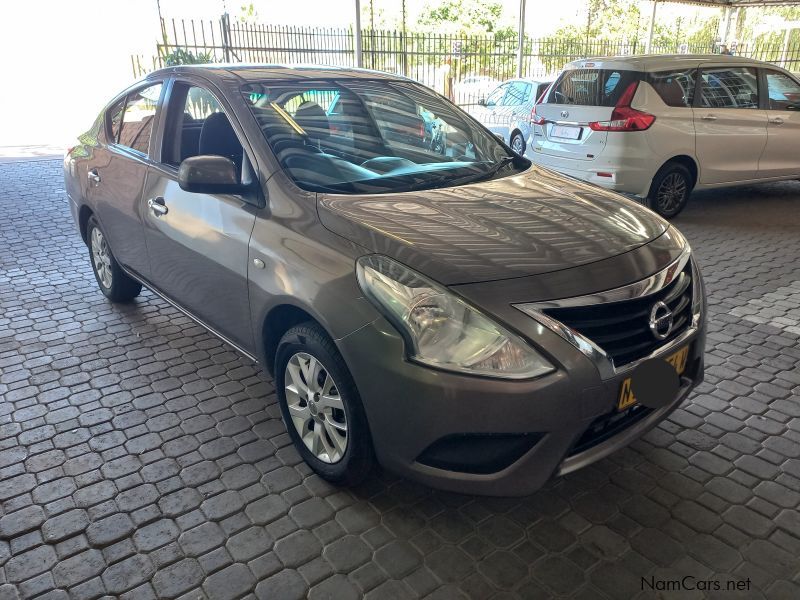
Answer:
(417, 0, 504, 34)
(162, 48, 214, 66)
(238, 3, 258, 24)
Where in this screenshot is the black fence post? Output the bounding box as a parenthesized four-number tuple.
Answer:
(221, 13, 232, 62)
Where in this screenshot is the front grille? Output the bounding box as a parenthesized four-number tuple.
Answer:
(543, 262, 693, 368)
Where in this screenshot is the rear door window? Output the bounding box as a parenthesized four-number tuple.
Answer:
(765, 70, 800, 110)
(545, 69, 639, 106)
(117, 83, 163, 155)
(647, 69, 696, 107)
(504, 81, 532, 106)
(485, 84, 508, 107)
(698, 67, 758, 109)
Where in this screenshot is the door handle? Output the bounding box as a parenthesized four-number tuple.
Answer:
(701, 115, 717, 121)
(87, 169, 101, 184)
(147, 197, 168, 217)
(769, 117, 784, 125)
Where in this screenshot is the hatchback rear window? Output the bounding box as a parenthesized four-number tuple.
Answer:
(544, 69, 640, 106)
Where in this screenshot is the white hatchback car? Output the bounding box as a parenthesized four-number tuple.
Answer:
(530, 55, 800, 217)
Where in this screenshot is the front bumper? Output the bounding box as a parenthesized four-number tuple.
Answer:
(337, 312, 705, 497)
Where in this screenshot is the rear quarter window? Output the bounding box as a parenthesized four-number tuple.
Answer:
(545, 69, 640, 106)
(647, 69, 696, 107)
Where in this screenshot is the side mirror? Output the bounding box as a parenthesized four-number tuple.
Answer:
(178, 155, 244, 194)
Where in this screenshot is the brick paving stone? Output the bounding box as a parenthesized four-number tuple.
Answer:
(0, 505, 46, 538)
(202, 563, 255, 600)
(1, 160, 800, 599)
(86, 513, 136, 547)
(254, 569, 308, 600)
(151, 558, 204, 599)
(101, 553, 155, 594)
(274, 529, 322, 567)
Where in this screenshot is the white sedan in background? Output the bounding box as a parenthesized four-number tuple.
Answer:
(454, 75, 499, 105)
(465, 78, 552, 157)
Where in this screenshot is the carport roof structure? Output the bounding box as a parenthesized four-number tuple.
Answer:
(642, 0, 800, 53)
(670, 0, 800, 5)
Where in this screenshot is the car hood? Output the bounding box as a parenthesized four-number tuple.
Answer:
(317, 165, 668, 285)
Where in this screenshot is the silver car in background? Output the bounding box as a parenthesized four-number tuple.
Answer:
(465, 78, 552, 156)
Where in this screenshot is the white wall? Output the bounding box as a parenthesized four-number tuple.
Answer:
(0, 0, 161, 147)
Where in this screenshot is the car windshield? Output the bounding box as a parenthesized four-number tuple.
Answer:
(241, 79, 525, 194)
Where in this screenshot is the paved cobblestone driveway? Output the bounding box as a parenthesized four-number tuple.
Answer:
(1, 159, 799, 600)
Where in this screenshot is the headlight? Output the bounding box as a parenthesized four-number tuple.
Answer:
(356, 255, 554, 379)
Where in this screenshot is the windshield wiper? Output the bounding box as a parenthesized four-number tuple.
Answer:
(381, 156, 518, 194)
(447, 156, 516, 187)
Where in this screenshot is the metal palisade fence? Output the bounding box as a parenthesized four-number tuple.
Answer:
(132, 16, 800, 107)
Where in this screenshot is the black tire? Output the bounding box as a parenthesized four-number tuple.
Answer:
(510, 132, 526, 156)
(275, 322, 375, 486)
(86, 216, 142, 302)
(646, 162, 693, 219)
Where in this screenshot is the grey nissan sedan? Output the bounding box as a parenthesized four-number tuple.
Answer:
(63, 65, 706, 496)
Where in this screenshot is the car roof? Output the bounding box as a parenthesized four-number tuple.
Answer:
(564, 54, 788, 73)
(146, 63, 411, 84)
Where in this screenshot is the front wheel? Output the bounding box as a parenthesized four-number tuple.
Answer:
(510, 132, 526, 156)
(86, 217, 141, 302)
(275, 322, 375, 486)
(646, 163, 693, 219)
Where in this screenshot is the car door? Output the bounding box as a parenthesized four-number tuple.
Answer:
(140, 79, 259, 353)
(492, 81, 531, 142)
(693, 65, 768, 184)
(758, 69, 800, 178)
(89, 82, 164, 280)
(474, 83, 509, 134)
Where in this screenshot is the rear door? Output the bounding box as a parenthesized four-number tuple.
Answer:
(89, 82, 164, 280)
(534, 67, 638, 161)
(693, 65, 767, 183)
(758, 69, 800, 178)
(492, 80, 532, 141)
(469, 83, 509, 134)
(140, 78, 259, 352)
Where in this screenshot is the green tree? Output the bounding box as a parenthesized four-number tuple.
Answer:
(238, 3, 258, 24)
(162, 48, 214, 66)
(417, 0, 503, 34)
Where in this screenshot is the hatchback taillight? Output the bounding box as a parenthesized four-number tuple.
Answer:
(530, 104, 546, 125)
(530, 85, 551, 125)
(588, 81, 655, 132)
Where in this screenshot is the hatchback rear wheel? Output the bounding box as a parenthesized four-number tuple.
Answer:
(646, 162, 693, 219)
(275, 322, 375, 485)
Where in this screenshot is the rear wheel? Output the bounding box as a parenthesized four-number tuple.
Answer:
(86, 217, 141, 302)
(510, 132, 526, 156)
(646, 162, 693, 219)
(275, 322, 375, 486)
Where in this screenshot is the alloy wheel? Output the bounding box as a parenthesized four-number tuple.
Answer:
(511, 135, 524, 155)
(284, 352, 348, 463)
(91, 228, 113, 289)
(656, 173, 687, 214)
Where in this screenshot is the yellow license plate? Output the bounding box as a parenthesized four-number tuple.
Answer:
(617, 346, 689, 411)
